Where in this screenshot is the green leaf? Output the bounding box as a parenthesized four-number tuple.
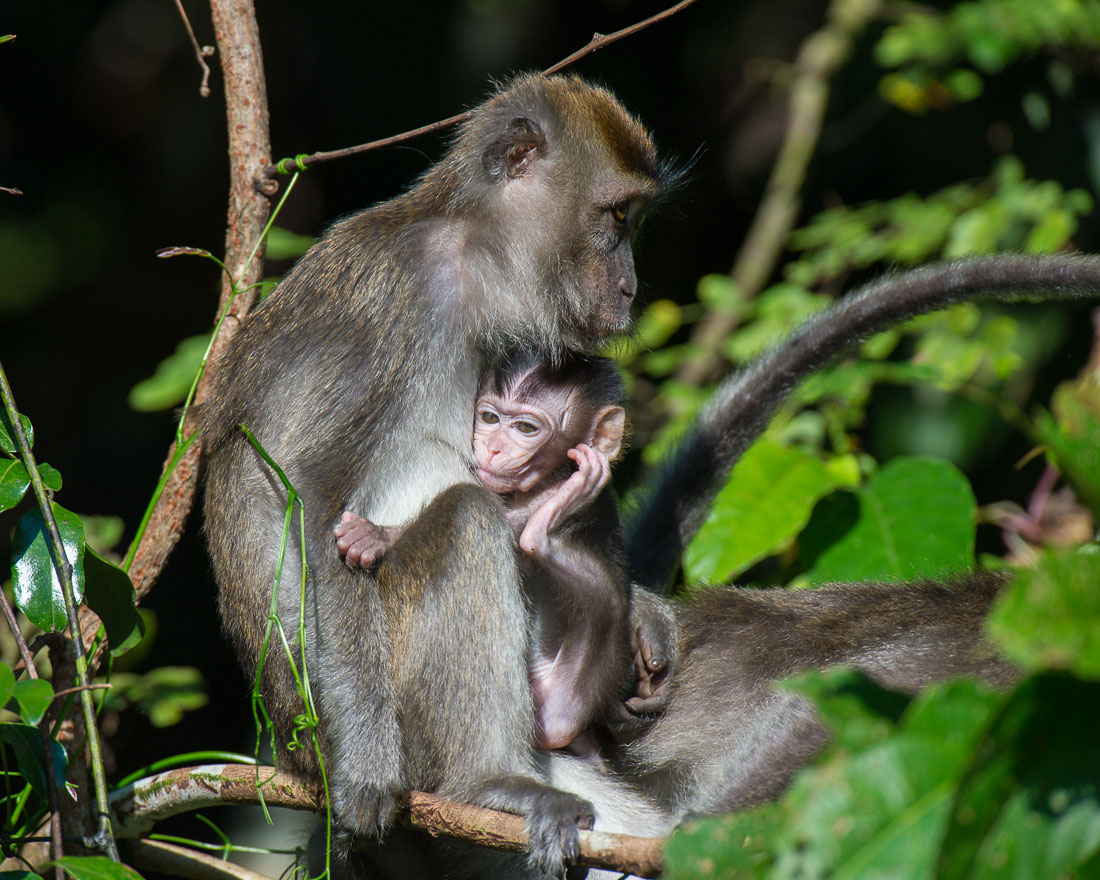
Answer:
(37, 462, 62, 491)
(11, 679, 54, 726)
(0, 722, 67, 799)
(0, 872, 44, 880)
(0, 410, 33, 454)
(46, 858, 144, 880)
(127, 334, 210, 412)
(0, 458, 30, 511)
(11, 504, 86, 632)
(83, 547, 144, 657)
(665, 808, 779, 879)
(0, 663, 15, 709)
(684, 441, 851, 583)
(1035, 382, 1100, 517)
(808, 456, 976, 583)
(938, 675, 1100, 879)
(265, 225, 315, 261)
(987, 547, 1100, 679)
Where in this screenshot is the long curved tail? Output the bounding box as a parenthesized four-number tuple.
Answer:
(626, 253, 1100, 593)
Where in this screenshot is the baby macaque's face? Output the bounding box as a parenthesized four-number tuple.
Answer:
(472, 386, 580, 495)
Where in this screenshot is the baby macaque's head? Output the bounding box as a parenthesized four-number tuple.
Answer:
(473, 350, 626, 495)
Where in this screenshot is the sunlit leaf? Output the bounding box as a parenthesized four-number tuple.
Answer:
(0, 458, 30, 511)
(807, 456, 975, 583)
(685, 441, 853, 583)
(36, 462, 62, 491)
(11, 504, 86, 632)
(0, 410, 33, 454)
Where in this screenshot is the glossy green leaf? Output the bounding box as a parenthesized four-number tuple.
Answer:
(83, 547, 144, 657)
(987, 547, 1100, 679)
(0, 664, 15, 709)
(46, 858, 144, 880)
(127, 333, 209, 412)
(808, 456, 976, 583)
(11, 504, 86, 632)
(11, 679, 54, 726)
(685, 441, 851, 583)
(939, 675, 1100, 879)
(0, 410, 33, 454)
(37, 462, 62, 491)
(0, 458, 30, 511)
(0, 722, 67, 799)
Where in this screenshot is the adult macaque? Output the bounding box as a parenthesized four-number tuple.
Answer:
(334, 349, 637, 751)
(203, 74, 668, 875)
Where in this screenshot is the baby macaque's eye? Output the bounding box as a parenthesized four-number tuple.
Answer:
(480, 411, 500, 424)
(516, 421, 539, 435)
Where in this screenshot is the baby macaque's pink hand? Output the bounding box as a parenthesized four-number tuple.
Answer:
(334, 510, 395, 569)
(519, 444, 610, 559)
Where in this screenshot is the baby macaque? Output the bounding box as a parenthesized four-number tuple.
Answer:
(335, 349, 633, 750)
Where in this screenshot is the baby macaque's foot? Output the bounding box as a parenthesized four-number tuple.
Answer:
(334, 511, 396, 569)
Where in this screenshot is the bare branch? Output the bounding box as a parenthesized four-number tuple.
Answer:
(0, 186, 22, 195)
(110, 765, 666, 878)
(264, 0, 699, 178)
(77, 0, 273, 670)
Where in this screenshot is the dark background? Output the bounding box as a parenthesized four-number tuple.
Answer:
(0, 0, 1097, 804)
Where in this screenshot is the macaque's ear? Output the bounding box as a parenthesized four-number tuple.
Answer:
(483, 117, 548, 181)
(591, 406, 626, 460)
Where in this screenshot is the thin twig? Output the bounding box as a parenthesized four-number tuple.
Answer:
(263, 0, 699, 178)
(674, 0, 881, 386)
(172, 0, 215, 98)
(0, 186, 22, 196)
(0, 362, 118, 862)
(50, 683, 112, 701)
(109, 765, 666, 878)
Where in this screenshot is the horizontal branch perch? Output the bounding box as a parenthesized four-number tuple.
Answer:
(109, 765, 666, 878)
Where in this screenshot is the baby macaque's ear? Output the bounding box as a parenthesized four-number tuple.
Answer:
(591, 405, 626, 460)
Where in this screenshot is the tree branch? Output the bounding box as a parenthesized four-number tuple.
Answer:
(263, 0, 700, 178)
(77, 0, 272, 670)
(110, 765, 666, 878)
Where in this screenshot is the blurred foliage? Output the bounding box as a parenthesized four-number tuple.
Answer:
(875, 0, 1100, 114)
(99, 666, 208, 728)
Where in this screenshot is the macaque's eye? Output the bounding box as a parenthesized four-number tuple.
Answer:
(516, 421, 539, 435)
(611, 203, 629, 225)
(480, 411, 500, 425)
